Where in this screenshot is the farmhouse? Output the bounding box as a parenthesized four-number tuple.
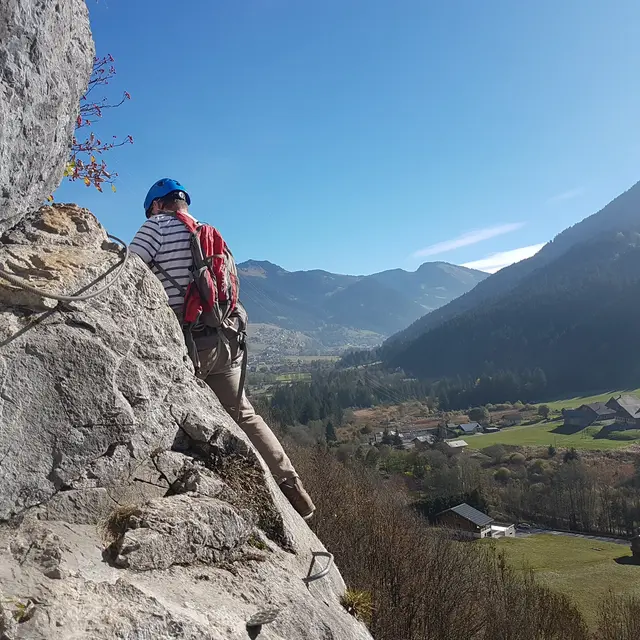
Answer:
(435, 503, 516, 540)
(606, 395, 640, 427)
(448, 422, 481, 434)
(562, 409, 583, 427)
(412, 434, 436, 450)
(435, 503, 493, 539)
(457, 422, 481, 435)
(562, 402, 616, 429)
(501, 413, 522, 427)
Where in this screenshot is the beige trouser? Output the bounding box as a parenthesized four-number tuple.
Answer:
(197, 332, 297, 485)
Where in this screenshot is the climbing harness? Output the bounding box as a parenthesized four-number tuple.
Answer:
(0, 234, 129, 302)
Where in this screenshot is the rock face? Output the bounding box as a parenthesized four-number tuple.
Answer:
(0, 0, 94, 234)
(0, 205, 371, 639)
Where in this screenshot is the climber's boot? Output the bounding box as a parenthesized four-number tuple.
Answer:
(279, 477, 316, 521)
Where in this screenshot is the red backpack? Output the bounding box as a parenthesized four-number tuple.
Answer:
(152, 212, 247, 413)
(171, 211, 240, 329)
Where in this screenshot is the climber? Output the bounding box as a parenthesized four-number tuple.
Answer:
(130, 178, 316, 521)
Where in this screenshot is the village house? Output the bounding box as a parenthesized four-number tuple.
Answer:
(412, 434, 436, 450)
(501, 413, 523, 427)
(606, 395, 640, 428)
(559, 394, 640, 430)
(490, 523, 516, 538)
(456, 422, 482, 435)
(444, 439, 468, 453)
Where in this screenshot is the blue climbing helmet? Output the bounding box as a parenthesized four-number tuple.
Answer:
(143, 178, 191, 214)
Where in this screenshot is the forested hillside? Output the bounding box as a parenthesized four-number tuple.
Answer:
(388, 180, 640, 347)
(387, 230, 640, 395)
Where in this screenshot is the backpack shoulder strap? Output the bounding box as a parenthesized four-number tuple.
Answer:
(235, 335, 248, 422)
(151, 260, 188, 296)
(150, 211, 200, 293)
(172, 211, 199, 233)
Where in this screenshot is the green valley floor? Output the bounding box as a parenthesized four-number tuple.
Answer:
(489, 534, 640, 627)
(465, 420, 640, 450)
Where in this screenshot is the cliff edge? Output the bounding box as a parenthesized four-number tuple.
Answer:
(0, 204, 371, 639)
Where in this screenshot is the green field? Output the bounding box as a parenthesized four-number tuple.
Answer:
(274, 372, 312, 382)
(542, 388, 640, 411)
(465, 420, 640, 450)
(490, 534, 640, 627)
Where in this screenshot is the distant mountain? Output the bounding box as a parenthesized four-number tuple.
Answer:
(238, 260, 487, 352)
(384, 181, 640, 395)
(388, 180, 640, 347)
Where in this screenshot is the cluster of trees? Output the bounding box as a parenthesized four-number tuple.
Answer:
(258, 363, 551, 433)
(263, 367, 435, 428)
(287, 441, 637, 639)
(387, 232, 640, 397)
(291, 431, 640, 540)
(349, 442, 640, 539)
(492, 451, 640, 537)
(337, 348, 381, 368)
(433, 368, 549, 409)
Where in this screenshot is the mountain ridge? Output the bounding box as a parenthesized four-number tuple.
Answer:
(238, 258, 484, 279)
(383, 180, 640, 395)
(387, 180, 640, 347)
(237, 259, 488, 353)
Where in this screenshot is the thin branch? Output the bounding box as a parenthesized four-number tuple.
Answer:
(59, 53, 132, 195)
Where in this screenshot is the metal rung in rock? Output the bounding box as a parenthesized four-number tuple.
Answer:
(303, 551, 334, 585)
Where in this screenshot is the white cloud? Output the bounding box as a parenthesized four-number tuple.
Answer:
(411, 223, 525, 259)
(462, 243, 545, 273)
(546, 187, 584, 204)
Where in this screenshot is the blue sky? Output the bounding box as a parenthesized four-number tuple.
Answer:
(54, 0, 640, 275)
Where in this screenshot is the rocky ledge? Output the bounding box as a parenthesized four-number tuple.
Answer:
(0, 204, 371, 640)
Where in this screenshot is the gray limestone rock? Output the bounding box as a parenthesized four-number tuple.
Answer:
(0, 205, 372, 640)
(111, 494, 254, 570)
(0, 588, 18, 639)
(0, 0, 94, 233)
(9, 521, 67, 579)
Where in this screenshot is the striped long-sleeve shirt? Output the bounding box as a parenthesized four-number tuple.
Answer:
(130, 213, 196, 310)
